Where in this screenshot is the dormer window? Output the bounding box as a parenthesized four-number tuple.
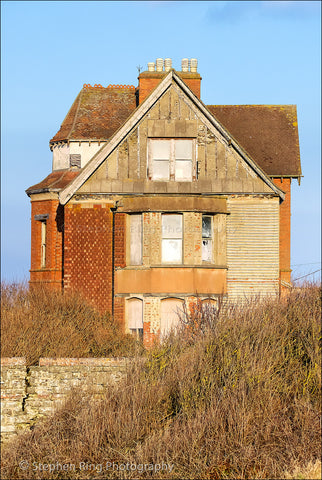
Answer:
(148, 139, 194, 181)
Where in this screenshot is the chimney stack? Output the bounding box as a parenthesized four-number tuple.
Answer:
(137, 57, 201, 104)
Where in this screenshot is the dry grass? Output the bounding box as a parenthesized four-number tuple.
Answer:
(284, 459, 321, 479)
(1, 284, 321, 479)
(1, 283, 143, 365)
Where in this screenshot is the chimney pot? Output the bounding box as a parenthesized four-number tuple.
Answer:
(181, 58, 189, 72)
(164, 58, 172, 71)
(147, 62, 155, 72)
(190, 58, 198, 73)
(156, 58, 164, 72)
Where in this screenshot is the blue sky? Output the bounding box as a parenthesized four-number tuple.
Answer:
(1, 1, 321, 283)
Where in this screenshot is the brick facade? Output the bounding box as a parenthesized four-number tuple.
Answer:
(138, 71, 201, 104)
(114, 213, 126, 268)
(272, 178, 292, 287)
(30, 198, 63, 288)
(63, 203, 114, 312)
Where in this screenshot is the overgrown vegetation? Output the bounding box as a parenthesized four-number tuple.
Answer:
(1, 283, 321, 479)
(1, 283, 143, 364)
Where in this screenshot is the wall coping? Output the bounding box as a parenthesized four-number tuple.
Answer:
(39, 357, 129, 366)
(1, 357, 130, 367)
(1, 357, 26, 366)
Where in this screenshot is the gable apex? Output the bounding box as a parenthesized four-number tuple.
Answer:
(59, 70, 285, 204)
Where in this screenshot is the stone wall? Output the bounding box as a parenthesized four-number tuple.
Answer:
(1, 358, 128, 442)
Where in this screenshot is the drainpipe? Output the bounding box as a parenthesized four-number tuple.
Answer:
(111, 204, 117, 317)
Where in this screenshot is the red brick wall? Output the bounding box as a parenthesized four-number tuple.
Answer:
(29, 198, 63, 288)
(114, 297, 125, 331)
(138, 72, 201, 104)
(143, 320, 158, 349)
(272, 178, 292, 286)
(114, 213, 126, 268)
(63, 203, 114, 312)
(178, 76, 201, 98)
(138, 77, 163, 104)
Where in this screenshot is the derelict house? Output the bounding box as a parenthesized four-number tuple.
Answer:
(26, 58, 301, 346)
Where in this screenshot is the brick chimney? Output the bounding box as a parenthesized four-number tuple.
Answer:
(137, 58, 202, 104)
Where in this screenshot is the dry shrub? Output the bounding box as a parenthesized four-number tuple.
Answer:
(1, 284, 321, 479)
(284, 458, 322, 479)
(1, 282, 143, 365)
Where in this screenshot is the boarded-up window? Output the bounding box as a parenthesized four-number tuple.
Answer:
(162, 214, 182, 263)
(150, 139, 193, 181)
(202, 215, 212, 262)
(41, 221, 46, 268)
(160, 298, 184, 337)
(130, 214, 142, 265)
(127, 298, 143, 340)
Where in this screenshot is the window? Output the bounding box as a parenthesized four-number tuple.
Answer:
(202, 215, 212, 262)
(160, 298, 184, 338)
(162, 214, 183, 263)
(69, 154, 81, 168)
(127, 298, 143, 340)
(150, 140, 171, 181)
(129, 214, 142, 265)
(149, 139, 193, 181)
(34, 214, 49, 268)
(41, 221, 46, 268)
(175, 140, 193, 181)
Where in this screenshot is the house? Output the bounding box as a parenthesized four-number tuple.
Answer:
(26, 58, 302, 346)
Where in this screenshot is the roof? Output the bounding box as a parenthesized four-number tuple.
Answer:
(58, 70, 284, 205)
(50, 84, 136, 143)
(207, 105, 301, 177)
(28, 71, 301, 197)
(26, 169, 81, 195)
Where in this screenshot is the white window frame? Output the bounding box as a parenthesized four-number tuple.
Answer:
(202, 215, 213, 263)
(162, 214, 183, 264)
(148, 139, 194, 181)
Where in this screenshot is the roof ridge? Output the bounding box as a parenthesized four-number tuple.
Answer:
(207, 104, 296, 108)
(83, 83, 135, 90)
(67, 88, 84, 140)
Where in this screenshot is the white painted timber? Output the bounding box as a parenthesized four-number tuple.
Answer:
(227, 196, 280, 299)
(52, 142, 106, 171)
(52, 144, 70, 170)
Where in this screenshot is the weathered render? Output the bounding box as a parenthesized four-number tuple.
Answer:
(26, 58, 301, 346)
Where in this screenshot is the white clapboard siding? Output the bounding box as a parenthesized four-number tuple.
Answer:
(227, 196, 279, 299)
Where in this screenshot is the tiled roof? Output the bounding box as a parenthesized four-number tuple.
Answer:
(31, 82, 301, 196)
(50, 84, 137, 143)
(26, 170, 81, 195)
(207, 105, 301, 177)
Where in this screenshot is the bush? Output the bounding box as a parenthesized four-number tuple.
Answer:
(1, 283, 143, 365)
(1, 284, 321, 479)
